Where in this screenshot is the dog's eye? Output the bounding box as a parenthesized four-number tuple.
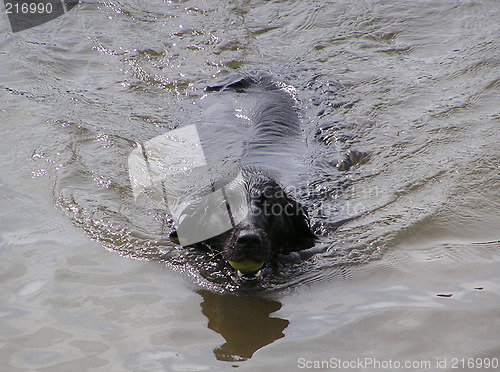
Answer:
(253, 192, 267, 205)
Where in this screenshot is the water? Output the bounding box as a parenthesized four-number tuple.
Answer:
(1, 0, 500, 370)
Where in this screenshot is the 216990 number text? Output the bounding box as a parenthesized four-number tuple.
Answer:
(5, 2, 53, 14)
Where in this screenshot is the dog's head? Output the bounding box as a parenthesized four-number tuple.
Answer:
(205, 170, 315, 282)
(169, 168, 315, 282)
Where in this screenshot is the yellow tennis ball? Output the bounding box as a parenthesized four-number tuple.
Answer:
(228, 260, 264, 274)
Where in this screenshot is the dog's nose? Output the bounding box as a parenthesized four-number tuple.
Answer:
(236, 231, 263, 249)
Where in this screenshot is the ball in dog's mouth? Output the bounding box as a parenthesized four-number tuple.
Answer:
(228, 260, 265, 280)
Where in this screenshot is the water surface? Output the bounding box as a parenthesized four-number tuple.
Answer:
(1, 0, 500, 370)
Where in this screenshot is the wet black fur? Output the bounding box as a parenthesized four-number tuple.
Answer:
(174, 73, 316, 270)
(205, 167, 315, 264)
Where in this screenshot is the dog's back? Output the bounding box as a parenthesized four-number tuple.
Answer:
(197, 72, 307, 186)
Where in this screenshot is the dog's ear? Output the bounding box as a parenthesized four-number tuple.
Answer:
(285, 197, 316, 249)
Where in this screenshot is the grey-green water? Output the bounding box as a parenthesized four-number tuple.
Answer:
(1, 0, 499, 370)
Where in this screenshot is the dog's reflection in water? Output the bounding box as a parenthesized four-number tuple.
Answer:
(199, 290, 289, 362)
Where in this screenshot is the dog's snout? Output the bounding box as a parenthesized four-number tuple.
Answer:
(224, 228, 270, 264)
(236, 231, 263, 249)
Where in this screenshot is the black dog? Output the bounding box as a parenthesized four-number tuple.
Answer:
(171, 73, 316, 281)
